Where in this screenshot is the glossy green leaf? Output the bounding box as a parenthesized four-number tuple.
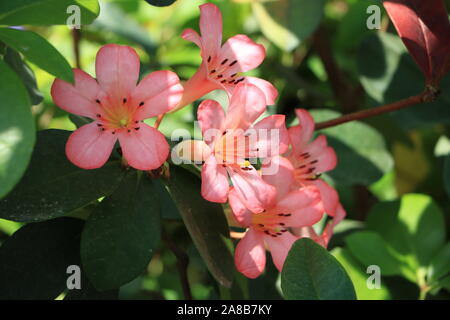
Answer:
(0, 0, 100, 26)
(444, 154, 450, 198)
(345, 231, 402, 276)
(0, 60, 35, 199)
(165, 165, 234, 288)
(3, 47, 43, 105)
(0, 28, 73, 83)
(332, 247, 391, 300)
(253, 0, 324, 52)
(367, 194, 446, 276)
(281, 238, 356, 300)
(0, 218, 84, 299)
(428, 242, 450, 284)
(144, 0, 177, 7)
(0, 130, 125, 222)
(81, 171, 161, 290)
(358, 32, 450, 128)
(311, 109, 393, 186)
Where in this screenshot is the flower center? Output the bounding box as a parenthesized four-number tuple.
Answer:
(206, 55, 245, 86)
(214, 131, 254, 168)
(293, 152, 321, 181)
(251, 210, 291, 238)
(94, 97, 145, 133)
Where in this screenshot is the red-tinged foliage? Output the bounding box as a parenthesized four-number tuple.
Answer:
(383, 0, 450, 85)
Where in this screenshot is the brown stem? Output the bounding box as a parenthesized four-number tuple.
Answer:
(314, 88, 439, 130)
(162, 232, 192, 300)
(71, 29, 82, 69)
(154, 114, 165, 129)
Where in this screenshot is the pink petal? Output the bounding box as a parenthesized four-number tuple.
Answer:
(131, 70, 183, 120)
(261, 156, 296, 200)
(201, 155, 229, 203)
(289, 109, 315, 155)
(305, 179, 339, 216)
(304, 135, 337, 173)
(274, 186, 324, 227)
(199, 3, 222, 59)
(228, 187, 252, 227)
(252, 115, 289, 158)
(65, 122, 117, 169)
(225, 83, 266, 131)
(51, 69, 103, 118)
(264, 231, 298, 272)
(197, 100, 226, 147)
(235, 228, 266, 279)
(321, 204, 346, 247)
(218, 34, 265, 73)
(244, 76, 278, 105)
(118, 123, 169, 170)
(226, 164, 276, 213)
(181, 28, 202, 48)
(95, 44, 140, 102)
(172, 140, 211, 164)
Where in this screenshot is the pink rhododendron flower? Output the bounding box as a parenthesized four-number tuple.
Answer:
(173, 83, 288, 213)
(286, 109, 340, 216)
(51, 44, 183, 170)
(230, 156, 324, 278)
(175, 3, 278, 110)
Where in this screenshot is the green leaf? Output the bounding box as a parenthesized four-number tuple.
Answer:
(0, 60, 35, 199)
(0, 0, 100, 26)
(358, 32, 450, 128)
(253, 0, 324, 52)
(64, 274, 119, 300)
(366, 194, 446, 279)
(81, 171, 161, 290)
(332, 247, 391, 300)
(3, 47, 43, 105)
(310, 109, 393, 186)
(428, 242, 450, 284)
(345, 231, 402, 276)
(69, 114, 92, 129)
(0, 28, 73, 83)
(444, 154, 450, 198)
(144, 0, 177, 7)
(0, 218, 84, 299)
(281, 238, 356, 300)
(165, 165, 234, 288)
(0, 130, 125, 222)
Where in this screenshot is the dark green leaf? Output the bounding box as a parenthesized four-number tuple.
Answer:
(144, 0, 177, 7)
(428, 242, 450, 284)
(444, 154, 450, 198)
(0, 218, 84, 299)
(311, 109, 393, 186)
(64, 274, 119, 300)
(81, 171, 161, 290)
(0, 0, 100, 26)
(0, 28, 73, 83)
(253, 0, 324, 52)
(0, 60, 35, 199)
(3, 47, 43, 105)
(0, 130, 125, 222)
(345, 231, 402, 276)
(165, 165, 234, 288)
(281, 238, 356, 300)
(69, 114, 92, 129)
(358, 32, 450, 128)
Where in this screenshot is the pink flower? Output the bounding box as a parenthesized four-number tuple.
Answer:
(230, 156, 324, 278)
(287, 109, 340, 216)
(173, 83, 289, 213)
(51, 44, 183, 170)
(175, 3, 278, 110)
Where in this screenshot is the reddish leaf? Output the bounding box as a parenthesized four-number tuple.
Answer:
(383, 0, 450, 84)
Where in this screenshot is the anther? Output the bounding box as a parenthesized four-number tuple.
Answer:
(139, 101, 145, 107)
(207, 56, 211, 63)
(112, 131, 116, 135)
(100, 128, 105, 132)
(235, 78, 245, 84)
(95, 99, 101, 104)
(210, 69, 216, 74)
(310, 160, 319, 164)
(127, 129, 131, 133)
(221, 80, 227, 83)
(134, 127, 140, 131)
(228, 80, 235, 84)
(230, 73, 237, 78)
(229, 60, 237, 67)
(258, 224, 264, 227)
(299, 165, 306, 169)
(97, 123, 103, 127)
(221, 59, 228, 65)
(217, 74, 223, 79)
(264, 230, 270, 235)
(123, 98, 127, 103)
(96, 114, 101, 118)
(279, 223, 285, 226)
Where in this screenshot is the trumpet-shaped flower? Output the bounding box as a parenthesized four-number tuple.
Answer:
(51, 44, 183, 170)
(230, 156, 324, 278)
(175, 3, 278, 110)
(287, 109, 340, 216)
(173, 83, 288, 213)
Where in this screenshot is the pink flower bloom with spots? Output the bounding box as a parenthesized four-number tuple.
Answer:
(175, 3, 278, 110)
(286, 109, 340, 216)
(173, 83, 288, 213)
(51, 44, 183, 171)
(230, 156, 324, 278)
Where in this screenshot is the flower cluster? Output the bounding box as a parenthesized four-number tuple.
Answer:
(50, 3, 345, 279)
